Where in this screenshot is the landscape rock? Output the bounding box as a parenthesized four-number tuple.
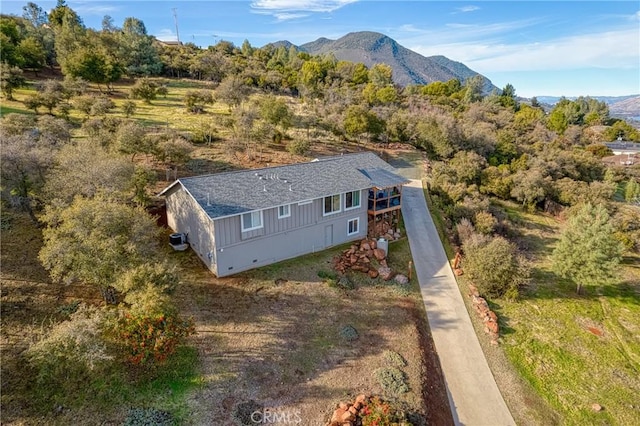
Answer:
(487, 320, 499, 334)
(340, 409, 355, 422)
(592, 403, 603, 412)
(368, 269, 379, 279)
(373, 248, 386, 260)
(394, 274, 409, 285)
(468, 284, 479, 297)
(331, 408, 346, 423)
(469, 289, 501, 342)
(378, 267, 393, 281)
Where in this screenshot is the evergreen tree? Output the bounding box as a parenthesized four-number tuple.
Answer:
(552, 203, 623, 294)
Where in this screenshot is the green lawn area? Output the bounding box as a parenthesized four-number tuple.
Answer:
(491, 202, 640, 425)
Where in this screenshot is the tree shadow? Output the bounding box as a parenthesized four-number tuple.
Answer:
(519, 267, 639, 306)
(486, 299, 516, 337)
(514, 233, 557, 254)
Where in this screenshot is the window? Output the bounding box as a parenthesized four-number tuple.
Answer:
(347, 218, 359, 236)
(323, 194, 341, 215)
(345, 190, 361, 210)
(241, 211, 263, 231)
(278, 204, 291, 219)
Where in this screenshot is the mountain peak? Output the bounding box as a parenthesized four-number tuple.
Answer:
(299, 31, 496, 90)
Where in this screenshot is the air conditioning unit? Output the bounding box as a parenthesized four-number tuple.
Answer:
(169, 233, 189, 251)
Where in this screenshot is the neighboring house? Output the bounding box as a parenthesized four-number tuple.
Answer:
(160, 152, 408, 277)
(604, 140, 640, 156)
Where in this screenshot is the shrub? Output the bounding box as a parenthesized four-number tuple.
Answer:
(361, 396, 411, 426)
(56, 300, 80, 317)
(73, 95, 95, 117)
(455, 218, 475, 245)
(184, 90, 213, 113)
(318, 269, 337, 287)
(625, 179, 640, 203)
(383, 350, 407, 367)
(123, 408, 174, 426)
(232, 400, 264, 426)
(319, 270, 353, 289)
(111, 310, 194, 366)
(91, 95, 115, 116)
(374, 367, 409, 395)
(122, 100, 137, 117)
(287, 139, 309, 155)
(130, 78, 158, 104)
(156, 85, 169, 98)
(340, 325, 359, 341)
(0, 213, 12, 230)
(474, 210, 497, 234)
(336, 276, 354, 290)
(317, 270, 336, 280)
(463, 234, 529, 299)
(26, 305, 112, 385)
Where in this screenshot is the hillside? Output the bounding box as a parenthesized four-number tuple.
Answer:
(274, 31, 498, 91)
(532, 95, 640, 123)
(609, 95, 640, 120)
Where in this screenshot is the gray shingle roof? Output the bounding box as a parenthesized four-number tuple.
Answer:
(160, 152, 409, 219)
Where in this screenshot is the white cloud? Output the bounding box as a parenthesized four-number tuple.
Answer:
(73, 5, 118, 15)
(398, 18, 543, 46)
(273, 12, 311, 21)
(251, 0, 358, 17)
(456, 5, 480, 13)
(409, 28, 639, 73)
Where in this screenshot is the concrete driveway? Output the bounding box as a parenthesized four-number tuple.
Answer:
(401, 179, 515, 426)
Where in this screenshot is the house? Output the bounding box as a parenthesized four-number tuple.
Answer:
(604, 140, 640, 156)
(159, 152, 409, 277)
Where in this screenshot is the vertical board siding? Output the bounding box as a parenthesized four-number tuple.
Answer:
(165, 186, 217, 274)
(214, 190, 366, 248)
(214, 190, 369, 276)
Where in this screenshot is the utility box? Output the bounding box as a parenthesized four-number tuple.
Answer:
(377, 237, 389, 256)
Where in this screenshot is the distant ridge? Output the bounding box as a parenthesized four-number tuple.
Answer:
(269, 31, 497, 91)
(534, 95, 640, 120)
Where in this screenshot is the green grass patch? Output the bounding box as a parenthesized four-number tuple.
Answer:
(0, 103, 34, 116)
(493, 207, 640, 425)
(29, 345, 200, 423)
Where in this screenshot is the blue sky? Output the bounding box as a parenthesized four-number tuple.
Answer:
(2, 1, 639, 97)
